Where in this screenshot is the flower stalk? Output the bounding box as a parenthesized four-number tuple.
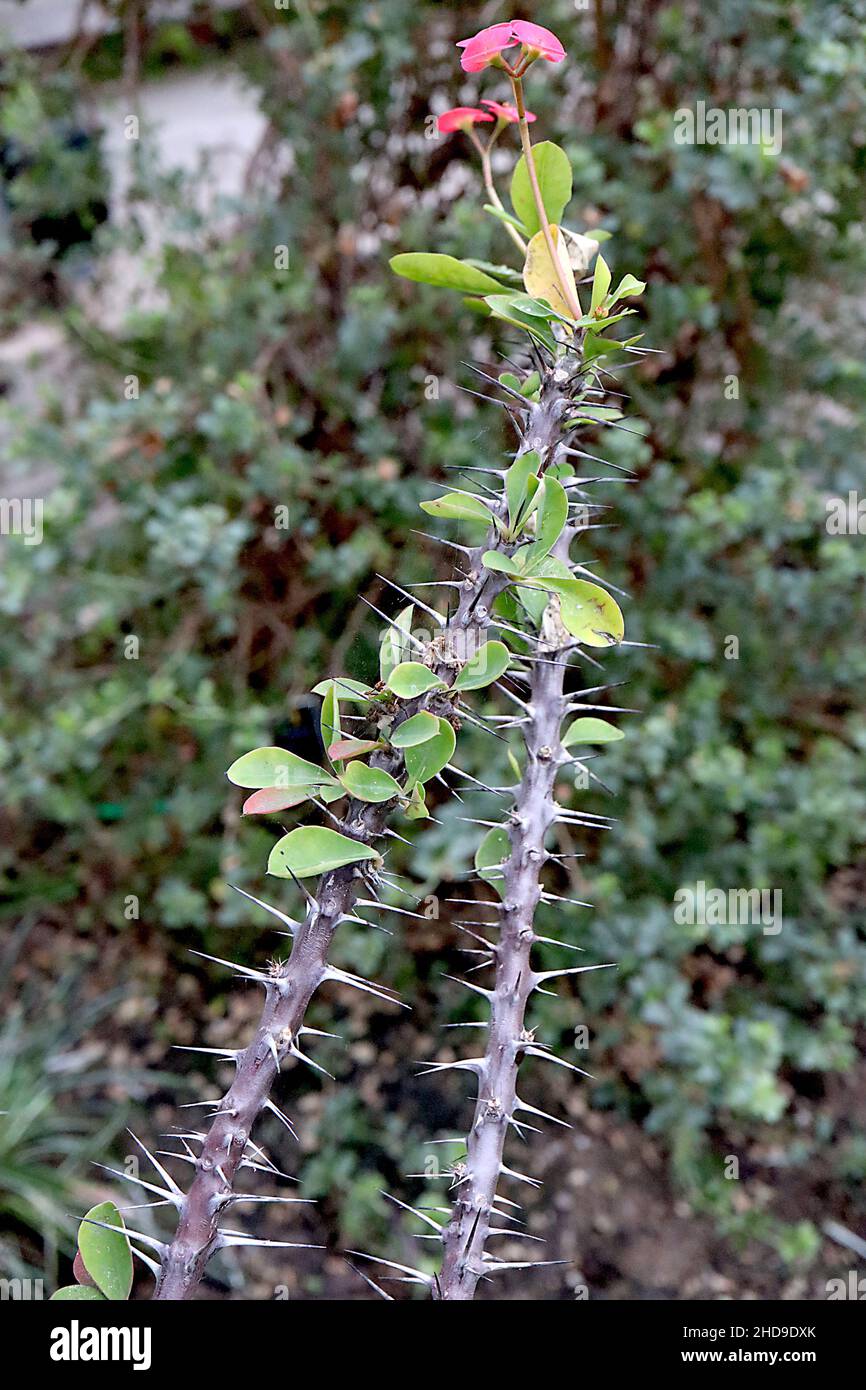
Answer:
(510, 75, 582, 319)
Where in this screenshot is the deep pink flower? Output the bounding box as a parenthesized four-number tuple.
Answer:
(456, 22, 517, 73)
(482, 99, 536, 124)
(457, 20, 566, 73)
(437, 106, 495, 134)
(510, 20, 566, 64)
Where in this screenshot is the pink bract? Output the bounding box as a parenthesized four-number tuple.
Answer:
(456, 22, 518, 72)
(457, 19, 566, 72)
(511, 20, 566, 63)
(482, 99, 536, 124)
(437, 106, 495, 133)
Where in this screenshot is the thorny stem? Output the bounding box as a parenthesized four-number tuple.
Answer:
(436, 370, 575, 1300)
(438, 651, 567, 1299)
(153, 532, 509, 1298)
(509, 75, 582, 319)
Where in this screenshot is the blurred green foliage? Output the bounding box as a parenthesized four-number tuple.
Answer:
(2, 0, 865, 1286)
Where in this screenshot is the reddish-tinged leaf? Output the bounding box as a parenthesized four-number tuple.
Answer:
(73, 1251, 97, 1287)
(242, 787, 312, 815)
(327, 738, 381, 762)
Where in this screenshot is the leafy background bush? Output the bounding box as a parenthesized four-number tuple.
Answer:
(1, 0, 865, 1297)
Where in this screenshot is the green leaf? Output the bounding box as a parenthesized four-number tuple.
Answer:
(475, 825, 511, 894)
(379, 603, 415, 682)
(464, 258, 524, 288)
(481, 550, 523, 577)
(510, 561, 624, 646)
(339, 759, 403, 803)
(483, 203, 528, 234)
(590, 254, 612, 314)
(484, 294, 557, 352)
(523, 475, 568, 564)
(387, 662, 446, 699)
(311, 678, 371, 703)
(404, 781, 430, 820)
(453, 640, 511, 691)
(51, 1286, 106, 1301)
(78, 1202, 132, 1301)
(268, 826, 378, 878)
(611, 273, 646, 302)
(583, 330, 641, 362)
(403, 717, 456, 784)
(227, 747, 331, 790)
(510, 141, 572, 236)
(505, 450, 540, 531)
(319, 680, 341, 764)
(562, 716, 625, 747)
(390, 253, 505, 295)
(420, 492, 493, 526)
(390, 710, 440, 747)
(559, 581, 625, 647)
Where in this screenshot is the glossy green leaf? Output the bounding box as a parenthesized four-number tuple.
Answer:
(390, 711, 439, 747)
(51, 1285, 106, 1301)
(78, 1202, 132, 1301)
(510, 141, 572, 236)
(339, 759, 403, 803)
(268, 826, 378, 878)
(611, 273, 646, 302)
(319, 680, 341, 763)
(379, 603, 415, 683)
(227, 747, 331, 790)
(387, 662, 446, 699)
(453, 640, 511, 691)
(481, 550, 523, 577)
(390, 253, 504, 295)
(404, 781, 430, 820)
(511, 565, 625, 647)
(523, 475, 568, 564)
(505, 450, 540, 531)
(403, 717, 456, 784)
(562, 717, 625, 747)
(590, 253, 612, 314)
(484, 294, 557, 352)
(420, 492, 493, 526)
(560, 581, 625, 647)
